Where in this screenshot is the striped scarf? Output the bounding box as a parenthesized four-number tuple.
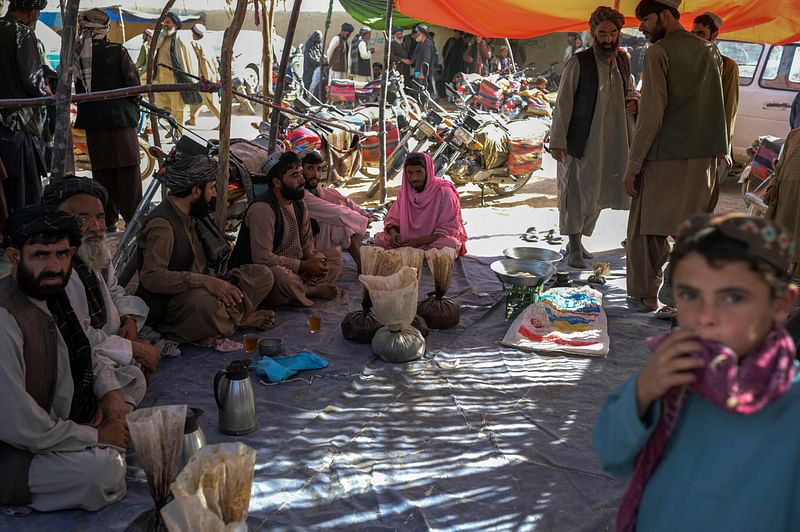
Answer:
(73, 256, 107, 329)
(73, 23, 109, 93)
(46, 292, 98, 424)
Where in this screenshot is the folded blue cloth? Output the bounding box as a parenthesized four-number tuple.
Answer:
(251, 351, 329, 383)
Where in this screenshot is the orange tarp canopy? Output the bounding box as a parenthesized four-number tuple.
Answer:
(394, 0, 800, 44)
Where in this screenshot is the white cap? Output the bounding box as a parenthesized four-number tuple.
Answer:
(192, 23, 206, 36)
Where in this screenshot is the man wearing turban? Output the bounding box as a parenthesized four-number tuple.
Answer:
(326, 22, 354, 82)
(624, 0, 727, 312)
(0, 0, 50, 215)
(73, 8, 143, 232)
(42, 176, 160, 379)
(135, 155, 276, 346)
(0, 205, 133, 511)
(550, 6, 633, 268)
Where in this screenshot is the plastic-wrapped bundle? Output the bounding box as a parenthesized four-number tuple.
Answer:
(360, 267, 426, 363)
(387, 246, 424, 280)
(160, 442, 256, 532)
(417, 248, 460, 329)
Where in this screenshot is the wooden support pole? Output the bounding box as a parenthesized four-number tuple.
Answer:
(268, 0, 303, 152)
(215, 0, 249, 231)
(377, 0, 394, 204)
(50, 0, 80, 178)
(144, 0, 176, 150)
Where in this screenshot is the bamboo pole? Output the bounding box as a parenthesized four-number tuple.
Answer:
(0, 83, 216, 108)
(259, 0, 269, 120)
(266, 0, 276, 98)
(215, 0, 249, 231)
(320, 0, 333, 100)
(377, 0, 394, 204)
(144, 0, 176, 150)
(50, 0, 80, 178)
(268, 0, 303, 151)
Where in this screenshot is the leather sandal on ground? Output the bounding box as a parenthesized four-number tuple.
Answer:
(520, 226, 539, 242)
(543, 230, 563, 245)
(655, 306, 678, 320)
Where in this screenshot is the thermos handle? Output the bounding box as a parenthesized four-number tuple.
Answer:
(213, 370, 225, 409)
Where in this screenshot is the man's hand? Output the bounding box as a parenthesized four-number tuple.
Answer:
(300, 256, 329, 277)
(118, 317, 138, 341)
(132, 341, 160, 374)
(203, 277, 244, 308)
(625, 98, 638, 115)
(97, 417, 130, 449)
(388, 232, 404, 248)
(624, 171, 639, 198)
(92, 389, 128, 427)
(635, 329, 707, 418)
(550, 148, 567, 163)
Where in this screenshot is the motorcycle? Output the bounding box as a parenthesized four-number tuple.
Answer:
(740, 135, 785, 216)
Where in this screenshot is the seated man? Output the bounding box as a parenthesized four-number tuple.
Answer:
(229, 151, 342, 306)
(300, 149, 373, 271)
(42, 177, 160, 378)
(374, 152, 468, 255)
(1, 205, 132, 512)
(136, 155, 276, 345)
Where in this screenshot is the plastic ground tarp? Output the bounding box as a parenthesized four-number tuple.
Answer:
(394, 0, 800, 44)
(0, 208, 667, 531)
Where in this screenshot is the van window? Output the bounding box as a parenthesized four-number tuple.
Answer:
(717, 41, 763, 85)
(760, 44, 800, 91)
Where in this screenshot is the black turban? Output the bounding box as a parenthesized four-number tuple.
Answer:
(165, 11, 182, 29)
(4, 204, 82, 249)
(42, 175, 109, 207)
(163, 154, 218, 194)
(9, 0, 47, 10)
(341, 22, 354, 33)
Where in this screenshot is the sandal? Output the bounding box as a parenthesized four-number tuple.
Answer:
(520, 226, 539, 242)
(543, 229, 563, 245)
(655, 306, 678, 320)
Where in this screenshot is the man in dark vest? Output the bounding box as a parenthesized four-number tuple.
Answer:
(550, 6, 633, 268)
(624, 0, 727, 312)
(350, 27, 374, 83)
(390, 27, 413, 83)
(326, 22, 354, 82)
(0, 205, 131, 511)
(0, 0, 49, 216)
(230, 151, 342, 307)
(412, 25, 437, 96)
(73, 8, 142, 232)
(136, 155, 276, 346)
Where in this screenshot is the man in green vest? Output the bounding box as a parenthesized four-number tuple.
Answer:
(623, 0, 727, 312)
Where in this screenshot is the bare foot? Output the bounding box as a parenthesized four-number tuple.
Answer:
(240, 310, 277, 330)
(307, 283, 339, 300)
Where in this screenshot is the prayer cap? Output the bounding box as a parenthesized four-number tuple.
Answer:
(4, 204, 81, 249)
(144, 28, 154, 37)
(165, 12, 182, 28)
(416, 24, 431, 37)
(261, 151, 283, 177)
(392, 26, 403, 34)
(341, 22, 355, 33)
(163, 154, 217, 194)
(192, 23, 206, 37)
(79, 8, 109, 26)
(702, 12, 723, 29)
(673, 214, 795, 276)
(9, 0, 47, 10)
(359, 26, 371, 35)
(42, 175, 109, 207)
(589, 6, 626, 30)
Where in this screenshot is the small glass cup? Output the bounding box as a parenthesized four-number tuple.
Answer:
(243, 334, 259, 353)
(307, 314, 321, 334)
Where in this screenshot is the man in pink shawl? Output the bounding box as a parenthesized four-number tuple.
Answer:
(301, 150, 374, 272)
(374, 152, 468, 256)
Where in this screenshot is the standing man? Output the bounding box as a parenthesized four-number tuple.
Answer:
(350, 27, 374, 83)
(151, 12, 197, 137)
(135, 28, 153, 77)
(73, 8, 142, 232)
(0, 205, 131, 512)
(390, 27, 412, 82)
(442, 30, 468, 84)
(412, 25, 436, 95)
(326, 22, 354, 82)
(624, 0, 727, 311)
(0, 0, 49, 215)
(550, 6, 633, 269)
(692, 12, 740, 180)
(187, 23, 221, 128)
(302, 30, 323, 90)
(463, 35, 491, 76)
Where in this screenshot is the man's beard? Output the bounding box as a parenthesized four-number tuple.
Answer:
(647, 19, 666, 43)
(165, 27, 177, 36)
(17, 259, 71, 301)
(77, 231, 111, 272)
(281, 182, 305, 201)
(189, 196, 211, 218)
(594, 36, 620, 59)
(394, 36, 403, 44)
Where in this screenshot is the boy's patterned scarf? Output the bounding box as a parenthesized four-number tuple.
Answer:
(617, 327, 796, 532)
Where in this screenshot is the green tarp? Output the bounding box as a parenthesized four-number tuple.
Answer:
(338, 0, 421, 31)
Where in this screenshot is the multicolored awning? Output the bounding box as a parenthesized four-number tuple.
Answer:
(393, 0, 800, 44)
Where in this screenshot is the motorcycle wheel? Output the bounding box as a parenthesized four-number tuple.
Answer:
(488, 170, 534, 197)
(139, 138, 156, 180)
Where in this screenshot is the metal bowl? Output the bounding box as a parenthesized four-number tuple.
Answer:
(503, 247, 563, 263)
(258, 338, 283, 357)
(491, 259, 557, 287)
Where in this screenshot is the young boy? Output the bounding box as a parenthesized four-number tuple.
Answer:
(594, 213, 800, 532)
